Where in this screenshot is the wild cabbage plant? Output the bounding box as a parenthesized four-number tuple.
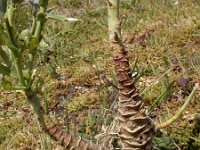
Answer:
(0, 0, 48, 128)
(0, 0, 109, 149)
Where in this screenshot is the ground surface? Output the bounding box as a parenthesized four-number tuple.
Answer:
(1, 0, 200, 149)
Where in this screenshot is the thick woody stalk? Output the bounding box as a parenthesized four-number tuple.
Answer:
(24, 88, 109, 149)
(107, 0, 155, 149)
(46, 124, 109, 150)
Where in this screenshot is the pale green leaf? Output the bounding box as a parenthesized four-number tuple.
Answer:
(0, 46, 11, 67)
(10, 65, 18, 78)
(46, 13, 79, 22)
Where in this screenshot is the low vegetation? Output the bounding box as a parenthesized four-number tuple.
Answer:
(0, 0, 200, 149)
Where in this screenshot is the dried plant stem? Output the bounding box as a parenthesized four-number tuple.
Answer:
(24, 88, 108, 149)
(46, 124, 109, 150)
(108, 0, 155, 149)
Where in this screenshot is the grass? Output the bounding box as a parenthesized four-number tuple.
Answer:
(1, 0, 200, 149)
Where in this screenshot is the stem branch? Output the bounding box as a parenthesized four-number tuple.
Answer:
(156, 84, 198, 129)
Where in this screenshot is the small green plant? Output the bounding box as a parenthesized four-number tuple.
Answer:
(0, 1, 107, 149)
(0, 0, 49, 129)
